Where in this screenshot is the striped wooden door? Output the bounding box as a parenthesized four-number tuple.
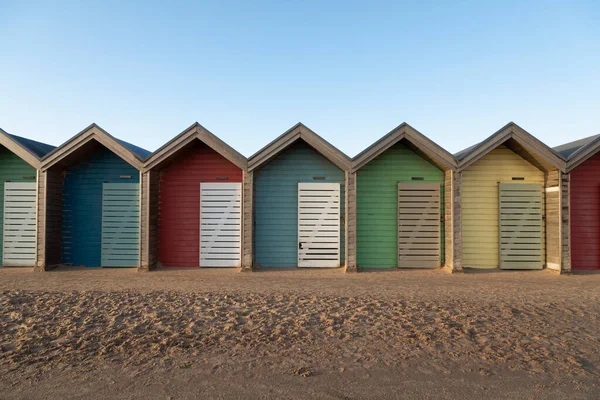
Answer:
(200, 182, 242, 267)
(101, 183, 139, 267)
(499, 183, 543, 269)
(2, 182, 36, 266)
(298, 182, 341, 268)
(397, 182, 440, 268)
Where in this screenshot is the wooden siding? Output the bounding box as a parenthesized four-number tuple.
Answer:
(140, 170, 159, 270)
(451, 171, 463, 271)
(241, 170, 253, 271)
(345, 172, 356, 272)
(356, 142, 444, 269)
(561, 173, 571, 273)
(570, 151, 600, 270)
(38, 169, 63, 269)
(157, 142, 243, 267)
(62, 147, 140, 267)
(545, 170, 562, 270)
(0, 148, 37, 265)
(254, 141, 345, 268)
(444, 170, 454, 269)
(462, 145, 545, 268)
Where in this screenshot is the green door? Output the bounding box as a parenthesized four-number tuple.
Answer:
(499, 183, 543, 270)
(101, 182, 140, 267)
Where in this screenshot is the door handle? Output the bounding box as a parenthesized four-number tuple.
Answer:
(299, 242, 303, 249)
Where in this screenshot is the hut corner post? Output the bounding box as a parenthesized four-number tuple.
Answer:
(444, 170, 462, 273)
(241, 170, 254, 272)
(34, 170, 46, 272)
(560, 172, 571, 274)
(35, 169, 63, 272)
(139, 170, 159, 272)
(345, 171, 357, 272)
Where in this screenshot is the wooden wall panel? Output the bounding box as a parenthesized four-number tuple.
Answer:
(43, 169, 63, 269)
(444, 170, 454, 269)
(569, 152, 600, 270)
(241, 170, 253, 271)
(545, 169, 561, 270)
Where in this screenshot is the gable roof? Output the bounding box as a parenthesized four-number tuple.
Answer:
(553, 133, 600, 172)
(352, 122, 456, 172)
(0, 127, 56, 168)
(144, 122, 247, 171)
(41, 123, 149, 171)
(247, 122, 351, 172)
(455, 122, 566, 172)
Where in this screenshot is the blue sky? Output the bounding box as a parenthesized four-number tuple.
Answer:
(1, 0, 599, 156)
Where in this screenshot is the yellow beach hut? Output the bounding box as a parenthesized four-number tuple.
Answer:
(455, 123, 566, 271)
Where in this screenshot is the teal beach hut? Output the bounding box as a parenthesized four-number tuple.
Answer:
(39, 124, 149, 270)
(247, 123, 351, 269)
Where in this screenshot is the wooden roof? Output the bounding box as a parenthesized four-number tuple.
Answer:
(247, 123, 351, 172)
(41, 123, 148, 171)
(144, 122, 247, 171)
(352, 122, 457, 172)
(554, 134, 600, 173)
(455, 122, 566, 172)
(0, 127, 55, 169)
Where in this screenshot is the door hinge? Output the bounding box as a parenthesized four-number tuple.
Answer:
(440, 214, 445, 222)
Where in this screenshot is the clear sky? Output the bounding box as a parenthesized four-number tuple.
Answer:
(1, 0, 599, 157)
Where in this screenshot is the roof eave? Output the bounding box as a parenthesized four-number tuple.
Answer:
(41, 123, 145, 171)
(0, 128, 43, 169)
(247, 123, 351, 172)
(351, 123, 457, 173)
(144, 123, 248, 172)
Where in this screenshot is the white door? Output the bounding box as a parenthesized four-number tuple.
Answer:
(2, 182, 37, 266)
(200, 182, 242, 267)
(298, 182, 341, 268)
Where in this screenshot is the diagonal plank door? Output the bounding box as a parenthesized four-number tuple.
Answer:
(101, 183, 140, 267)
(298, 182, 341, 268)
(499, 183, 543, 269)
(398, 182, 440, 268)
(2, 182, 37, 266)
(200, 182, 242, 267)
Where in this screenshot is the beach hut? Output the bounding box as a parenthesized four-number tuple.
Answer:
(140, 123, 247, 270)
(455, 123, 566, 271)
(38, 124, 149, 270)
(0, 128, 54, 268)
(350, 123, 457, 270)
(554, 134, 600, 271)
(247, 123, 351, 269)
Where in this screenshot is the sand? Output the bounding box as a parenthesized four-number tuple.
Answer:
(0, 267, 599, 399)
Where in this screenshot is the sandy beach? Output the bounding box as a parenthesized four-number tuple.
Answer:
(0, 267, 599, 399)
